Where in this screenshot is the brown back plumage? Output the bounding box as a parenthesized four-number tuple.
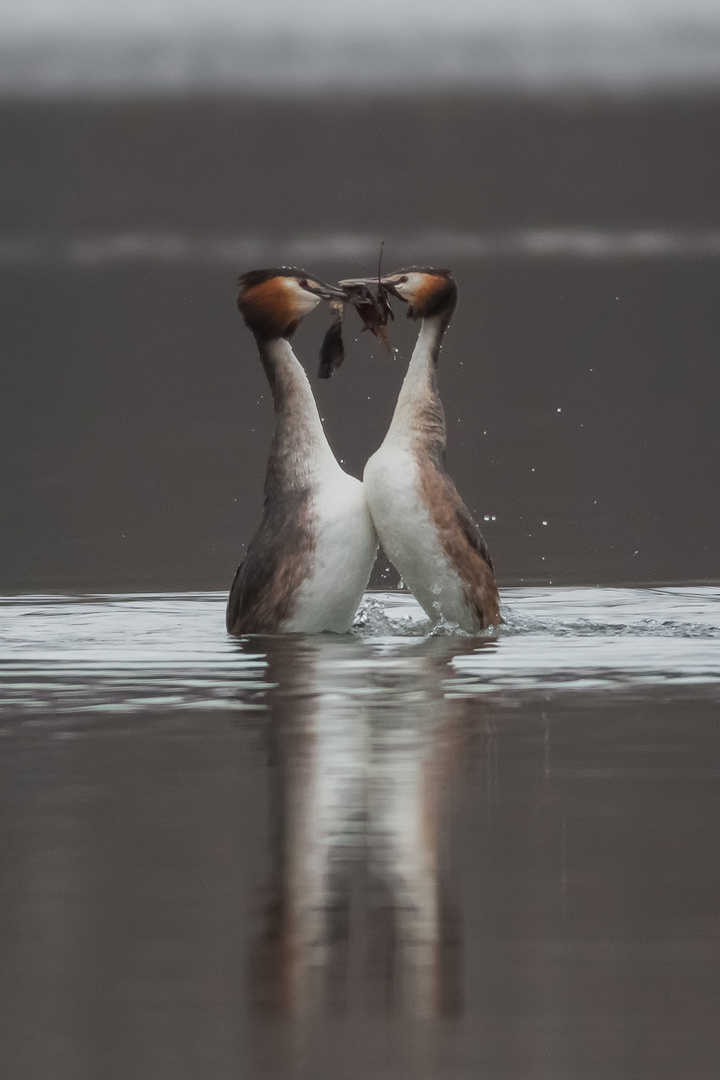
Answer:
(226, 488, 316, 635)
(418, 459, 500, 630)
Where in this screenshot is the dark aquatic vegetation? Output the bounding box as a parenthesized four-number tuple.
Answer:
(317, 299, 346, 379)
(317, 280, 395, 379)
(348, 280, 394, 339)
(345, 278, 394, 351)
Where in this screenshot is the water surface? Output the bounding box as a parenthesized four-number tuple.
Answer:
(1, 588, 719, 1078)
(2, 587, 720, 714)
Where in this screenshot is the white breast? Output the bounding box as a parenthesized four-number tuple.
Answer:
(363, 440, 471, 628)
(284, 468, 378, 634)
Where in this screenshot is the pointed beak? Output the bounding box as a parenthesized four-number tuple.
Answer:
(302, 279, 349, 302)
(338, 276, 406, 301)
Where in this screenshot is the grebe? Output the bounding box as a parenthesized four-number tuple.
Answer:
(226, 268, 377, 635)
(340, 268, 500, 631)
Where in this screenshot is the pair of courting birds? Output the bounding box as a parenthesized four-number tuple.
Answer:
(226, 267, 501, 636)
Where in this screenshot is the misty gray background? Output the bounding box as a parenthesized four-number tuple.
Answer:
(1, 0, 719, 593)
(3, 93, 719, 592)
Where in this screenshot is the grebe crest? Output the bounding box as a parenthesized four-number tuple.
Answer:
(237, 268, 346, 341)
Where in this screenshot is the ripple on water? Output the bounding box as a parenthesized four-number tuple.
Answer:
(0, 587, 719, 715)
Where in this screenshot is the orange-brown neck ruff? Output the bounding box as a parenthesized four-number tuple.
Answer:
(412, 274, 454, 318)
(238, 277, 300, 340)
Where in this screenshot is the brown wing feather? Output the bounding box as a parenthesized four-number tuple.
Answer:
(452, 498, 494, 573)
(226, 490, 315, 635)
(419, 463, 501, 630)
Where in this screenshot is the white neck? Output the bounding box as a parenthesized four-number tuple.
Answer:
(260, 337, 339, 487)
(386, 315, 445, 440)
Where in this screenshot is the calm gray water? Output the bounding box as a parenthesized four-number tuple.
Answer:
(1, 588, 719, 1078)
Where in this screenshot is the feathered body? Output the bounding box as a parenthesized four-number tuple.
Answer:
(226, 270, 377, 636)
(355, 270, 501, 632)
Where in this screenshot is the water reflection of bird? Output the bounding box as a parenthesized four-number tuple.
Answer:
(246, 634, 484, 1019)
(227, 269, 377, 635)
(340, 269, 501, 631)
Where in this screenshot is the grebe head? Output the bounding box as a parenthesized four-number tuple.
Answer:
(237, 268, 346, 340)
(340, 267, 456, 321)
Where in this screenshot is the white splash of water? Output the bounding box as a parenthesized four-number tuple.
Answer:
(1, 587, 719, 715)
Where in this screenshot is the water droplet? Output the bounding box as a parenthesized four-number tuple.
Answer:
(556, 407, 562, 413)
(484, 514, 490, 521)
(542, 520, 548, 526)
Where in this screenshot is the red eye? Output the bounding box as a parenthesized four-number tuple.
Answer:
(398, 275, 408, 283)
(299, 278, 309, 288)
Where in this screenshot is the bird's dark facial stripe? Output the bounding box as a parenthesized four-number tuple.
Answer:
(238, 267, 314, 290)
